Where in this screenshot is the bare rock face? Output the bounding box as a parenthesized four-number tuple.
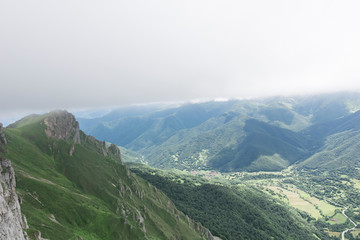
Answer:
(44, 110, 81, 144)
(107, 143, 122, 161)
(33, 230, 49, 240)
(85, 136, 122, 162)
(0, 123, 7, 145)
(0, 159, 29, 239)
(0, 126, 29, 239)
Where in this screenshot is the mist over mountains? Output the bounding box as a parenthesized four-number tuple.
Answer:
(2, 92, 360, 239)
(2, 0, 360, 238)
(77, 92, 360, 172)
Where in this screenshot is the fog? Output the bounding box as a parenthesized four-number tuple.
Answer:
(1, 0, 360, 123)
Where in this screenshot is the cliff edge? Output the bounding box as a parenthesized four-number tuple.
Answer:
(0, 123, 29, 240)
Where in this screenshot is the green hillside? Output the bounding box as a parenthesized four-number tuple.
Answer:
(209, 119, 314, 171)
(299, 130, 360, 170)
(0, 111, 212, 240)
(129, 164, 328, 240)
(77, 92, 360, 172)
(299, 110, 360, 170)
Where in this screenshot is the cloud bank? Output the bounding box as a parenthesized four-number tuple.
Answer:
(1, 0, 360, 121)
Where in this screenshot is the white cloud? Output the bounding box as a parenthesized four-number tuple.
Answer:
(1, 0, 360, 121)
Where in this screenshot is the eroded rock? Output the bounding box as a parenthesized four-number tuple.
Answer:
(0, 123, 7, 145)
(44, 110, 81, 144)
(0, 159, 29, 240)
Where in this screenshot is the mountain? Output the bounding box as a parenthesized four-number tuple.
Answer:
(209, 119, 315, 171)
(298, 110, 360, 170)
(78, 92, 360, 172)
(0, 111, 214, 240)
(79, 101, 238, 150)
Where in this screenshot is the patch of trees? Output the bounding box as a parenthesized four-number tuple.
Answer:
(132, 169, 328, 240)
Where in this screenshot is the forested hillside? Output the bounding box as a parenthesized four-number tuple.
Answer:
(78, 92, 360, 172)
(130, 164, 328, 240)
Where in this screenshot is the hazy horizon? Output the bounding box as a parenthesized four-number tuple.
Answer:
(2, 90, 360, 126)
(1, 1, 360, 124)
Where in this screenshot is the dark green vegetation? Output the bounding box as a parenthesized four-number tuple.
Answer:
(3, 92, 360, 239)
(76, 92, 360, 239)
(299, 110, 360, 170)
(129, 164, 328, 240)
(209, 119, 315, 171)
(78, 92, 360, 172)
(0, 111, 211, 240)
(294, 167, 360, 212)
(282, 168, 360, 238)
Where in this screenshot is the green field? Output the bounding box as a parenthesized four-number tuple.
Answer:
(328, 213, 347, 225)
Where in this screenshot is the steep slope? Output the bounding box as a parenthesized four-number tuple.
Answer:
(298, 110, 360, 170)
(301, 110, 360, 141)
(299, 130, 360, 170)
(79, 99, 306, 171)
(1, 111, 214, 240)
(0, 123, 29, 240)
(291, 92, 357, 123)
(77, 92, 360, 172)
(129, 164, 327, 240)
(209, 119, 314, 171)
(79, 101, 237, 150)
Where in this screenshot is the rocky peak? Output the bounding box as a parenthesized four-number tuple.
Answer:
(0, 123, 7, 145)
(44, 111, 80, 144)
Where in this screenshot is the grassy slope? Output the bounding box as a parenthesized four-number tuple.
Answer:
(1, 114, 208, 240)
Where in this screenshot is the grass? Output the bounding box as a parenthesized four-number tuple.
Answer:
(351, 229, 360, 238)
(351, 178, 360, 189)
(296, 190, 337, 217)
(2, 113, 210, 240)
(264, 184, 339, 220)
(325, 230, 340, 238)
(328, 213, 347, 225)
(266, 186, 322, 219)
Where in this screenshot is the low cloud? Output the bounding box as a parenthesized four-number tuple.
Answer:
(1, 0, 360, 122)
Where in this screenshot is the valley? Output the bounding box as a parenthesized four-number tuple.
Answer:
(77, 92, 360, 239)
(129, 164, 360, 240)
(2, 0, 360, 239)
(2, 92, 360, 239)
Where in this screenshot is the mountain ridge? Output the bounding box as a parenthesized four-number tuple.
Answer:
(77, 92, 360, 172)
(0, 122, 29, 240)
(1, 111, 216, 239)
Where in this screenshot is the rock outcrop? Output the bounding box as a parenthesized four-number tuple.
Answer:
(84, 135, 122, 162)
(0, 124, 29, 240)
(0, 123, 7, 145)
(44, 110, 81, 144)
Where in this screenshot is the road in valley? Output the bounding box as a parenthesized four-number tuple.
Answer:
(341, 207, 357, 240)
(311, 196, 357, 240)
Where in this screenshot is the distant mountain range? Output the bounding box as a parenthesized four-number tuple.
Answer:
(77, 92, 360, 172)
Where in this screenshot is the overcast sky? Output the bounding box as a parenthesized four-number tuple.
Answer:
(1, 0, 360, 123)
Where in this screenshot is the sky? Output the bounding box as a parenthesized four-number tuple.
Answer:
(1, 0, 360, 124)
